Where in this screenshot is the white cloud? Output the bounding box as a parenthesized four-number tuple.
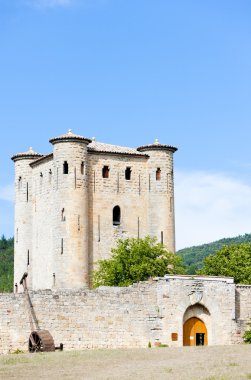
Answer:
(27, 0, 74, 8)
(175, 171, 251, 250)
(0, 184, 14, 202)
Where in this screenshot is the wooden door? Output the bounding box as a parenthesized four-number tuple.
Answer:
(183, 317, 208, 346)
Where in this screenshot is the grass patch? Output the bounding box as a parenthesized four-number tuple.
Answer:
(164, 367, 172, 373)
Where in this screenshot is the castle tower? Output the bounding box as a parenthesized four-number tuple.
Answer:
(49, 130, 92, 288)
(11, 148, 43, 292)
(137, 140, 177, 252)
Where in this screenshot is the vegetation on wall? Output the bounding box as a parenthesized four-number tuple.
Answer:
(0, 235, 14, 292)
(92, 236, 185, 287)
(177, 234, 251, 274)
(243, 321, 251, 344)
(199, 243, 251, 284)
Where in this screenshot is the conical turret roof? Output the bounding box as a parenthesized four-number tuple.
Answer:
(11, 147, 43, 162)
(49, 129, 92, 145)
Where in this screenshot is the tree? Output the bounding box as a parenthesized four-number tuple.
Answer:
(243, 321, 251, 344)
(198, 243, 251, 284)
(92, 236, 185, 287)
(0, 236, 14, 292)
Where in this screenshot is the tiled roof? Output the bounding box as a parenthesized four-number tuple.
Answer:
(30, 153, 54, 167)
(137, 143, 178, 153)
(49, 129, 92, 145)
(11, 148, 43, 162)
(87, 141, 148, 156)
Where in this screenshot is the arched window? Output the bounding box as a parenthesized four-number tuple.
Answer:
(63, 161, 69, 174)
(156, 168, 161, 181)
(113, 206, 121, 226)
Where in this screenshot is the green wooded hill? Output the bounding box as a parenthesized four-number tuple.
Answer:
(0, 235, 14, 292)
(1, 233, 251, 292)
(177, 233, 251, 274)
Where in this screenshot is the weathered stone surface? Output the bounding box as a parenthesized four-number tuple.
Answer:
(12, 133, 176, 291)
(0, 276, 250, 354)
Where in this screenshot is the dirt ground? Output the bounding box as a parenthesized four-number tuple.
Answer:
(1, 345, 251, 380)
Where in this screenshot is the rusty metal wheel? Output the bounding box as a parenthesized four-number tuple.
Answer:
(28, 330, 55, 353)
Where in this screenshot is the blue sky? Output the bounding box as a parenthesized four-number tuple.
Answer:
(1, 0, 251, 249)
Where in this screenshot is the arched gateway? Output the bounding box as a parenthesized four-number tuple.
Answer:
(183, 304, 210, 346)
(183, 317, 208, 346)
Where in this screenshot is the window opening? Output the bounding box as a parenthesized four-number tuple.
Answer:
(81, 161, 85, 175)
(98, 215, 101, 242)
(113, 206, 121, 226)
(26, 182, 29, 202)
(27, 250, 30, 266)
(93, 171, 96, 193)
(125, 167, 132, 180)
(18, 176, 22, 190)
(49, 169, 52, 184)
(102, 165, 109, 178)
(156, 168, 161, 181)
(61, 238, 64, 254)
(61, 208, 65, 221)
(63, 161, 69, 174)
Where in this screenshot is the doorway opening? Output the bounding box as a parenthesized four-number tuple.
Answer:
(183, 317, 208, 346)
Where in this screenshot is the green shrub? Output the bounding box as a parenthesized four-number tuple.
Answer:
(243, 322, 251, 344)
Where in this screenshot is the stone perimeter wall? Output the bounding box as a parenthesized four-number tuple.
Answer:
(233, 285, 251, 342)
(0, 282, 158, 354)
(1, 277, 251, 354)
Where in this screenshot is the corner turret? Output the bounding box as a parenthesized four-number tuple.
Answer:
(49, 130, 92, 288)
(137, 139, 178, 252)
(11, 148, 43, 292)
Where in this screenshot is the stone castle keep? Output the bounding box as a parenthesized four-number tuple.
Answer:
(0, 131, 250, 353)
(11, 130, 177, 291)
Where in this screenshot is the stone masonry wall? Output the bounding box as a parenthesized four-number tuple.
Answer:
(31, 157, 54, 290)
(0, 282, 158, 354)
(13, 136, 176, 291)
(88, 153, 149, 268)
(0, 277, 243, 354)
(233, 285, 251, 343)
